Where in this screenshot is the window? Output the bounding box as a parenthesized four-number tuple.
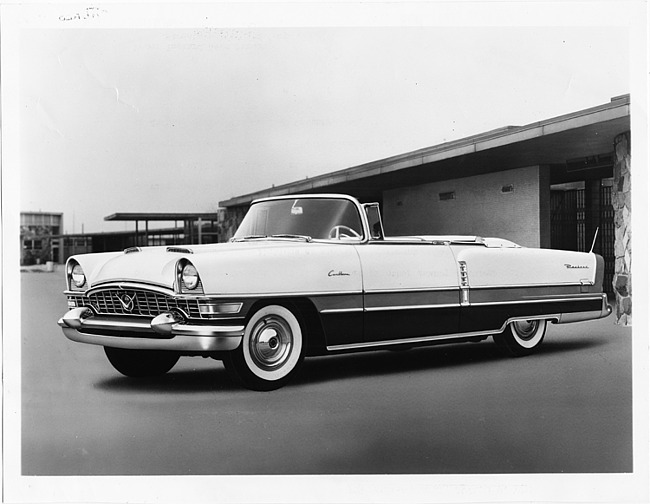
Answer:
(364, 204, 384, 240)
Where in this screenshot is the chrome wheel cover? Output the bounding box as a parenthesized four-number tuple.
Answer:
(512, 320, 539, 341)
(508, 319, 546, 350)
(241, 305, 303, 382)
(249, 316, 294, 371)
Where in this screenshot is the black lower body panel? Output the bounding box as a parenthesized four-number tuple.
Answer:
(460, 297, 604, 333)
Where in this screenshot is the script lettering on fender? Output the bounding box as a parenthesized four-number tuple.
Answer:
(328, 270, 351, 277)
(564, 264, 589, 269)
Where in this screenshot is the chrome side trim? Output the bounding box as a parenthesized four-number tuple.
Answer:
(320, 307, 364, 314)
(364, 303, 458, 312)
(520, 293, 595, 300)
(470, 282, 589, 290)
(320, 295, 604, 315)
(364, 287, 459, 294)
(185, 290, 364, 299)
(326, 314, 561, 352)
(321, 305, 458, 314)
(470, 295, 605, 307)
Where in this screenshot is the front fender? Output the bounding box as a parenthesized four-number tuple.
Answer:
(189, 242, 363, 296)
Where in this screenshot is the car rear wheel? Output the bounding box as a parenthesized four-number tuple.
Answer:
(493, 319, 547, 357)
(223, 304, 305, 391)
(104, 347, 180, 377)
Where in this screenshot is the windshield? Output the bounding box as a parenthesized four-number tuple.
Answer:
(234, 198, 364, 241)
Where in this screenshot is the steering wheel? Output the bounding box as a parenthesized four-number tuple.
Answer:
(328, 225, 361, 240)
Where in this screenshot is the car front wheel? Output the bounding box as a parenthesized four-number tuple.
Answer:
(223, 304, 305, 391)
(493, 319, 547, 357)
(104, 347, 180, 377)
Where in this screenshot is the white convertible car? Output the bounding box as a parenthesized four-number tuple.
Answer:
(59, 194, 611, 390)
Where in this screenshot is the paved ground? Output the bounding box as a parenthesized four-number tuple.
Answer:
(20, 270, 633, 476)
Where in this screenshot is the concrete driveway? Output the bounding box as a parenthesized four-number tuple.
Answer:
(20, 270, 632, 476)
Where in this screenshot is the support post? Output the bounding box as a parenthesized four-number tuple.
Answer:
(612, 132, 631, 325)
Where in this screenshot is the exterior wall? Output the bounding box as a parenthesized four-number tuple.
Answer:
(383, 166, 549, 248)
(612, 132, 631, 325)
(20, 212, 64, 265)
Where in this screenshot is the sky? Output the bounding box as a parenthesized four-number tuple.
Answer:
(14, 4, 635, 235)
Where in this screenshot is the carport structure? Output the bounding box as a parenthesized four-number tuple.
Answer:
(104, 212, 224, 247)
(221, 95, 629, 209)
(220, 95, 631, 321)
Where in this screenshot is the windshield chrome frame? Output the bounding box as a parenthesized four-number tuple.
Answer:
(244, 194, 370, 244)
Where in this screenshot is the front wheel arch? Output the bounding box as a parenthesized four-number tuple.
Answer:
(224, 303, 307, 390)
(244, 297, 326, 356)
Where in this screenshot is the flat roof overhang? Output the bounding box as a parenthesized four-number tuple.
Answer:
(105, 212, 222, 222)
(54, 226, 184, 239)
(220, 95, 630, 207)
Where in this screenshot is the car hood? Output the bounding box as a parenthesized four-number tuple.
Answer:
(79, 240, 363, 295)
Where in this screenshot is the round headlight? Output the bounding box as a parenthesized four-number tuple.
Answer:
(182, 264, 199, 290)
(71, 264, 86, 288)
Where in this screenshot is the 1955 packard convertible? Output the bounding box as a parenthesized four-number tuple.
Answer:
(59, 194, 611, 390)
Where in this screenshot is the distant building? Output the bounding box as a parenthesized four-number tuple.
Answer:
(20, 212, 63, 265)
(49, 212, 227, 264)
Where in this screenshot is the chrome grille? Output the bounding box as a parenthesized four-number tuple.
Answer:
(69, 289, 203, 319)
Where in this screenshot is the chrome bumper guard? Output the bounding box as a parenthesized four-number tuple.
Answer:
(58, 307, 244, 352)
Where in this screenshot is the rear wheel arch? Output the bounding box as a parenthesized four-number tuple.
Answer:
(493, 318, 548, 357)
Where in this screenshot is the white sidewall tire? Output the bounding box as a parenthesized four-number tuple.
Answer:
(493, 319, 547, 357)
(242, 305, 303, 382)
(509, 319, 547, 349)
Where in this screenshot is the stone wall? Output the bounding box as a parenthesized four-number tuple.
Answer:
(612, 131, 631, 325)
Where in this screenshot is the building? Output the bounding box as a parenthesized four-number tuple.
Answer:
(220, 95, 632, 323)
(52, 212, 228, 263)
(20, 211, 63, 265)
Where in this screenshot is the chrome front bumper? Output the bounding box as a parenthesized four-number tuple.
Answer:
(58, 307, 244, 352)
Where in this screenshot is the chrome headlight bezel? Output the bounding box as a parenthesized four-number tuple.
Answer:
(67, 261, 86, 290)
(182, 263, 199, 290)
(177, 260, 204, 294)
